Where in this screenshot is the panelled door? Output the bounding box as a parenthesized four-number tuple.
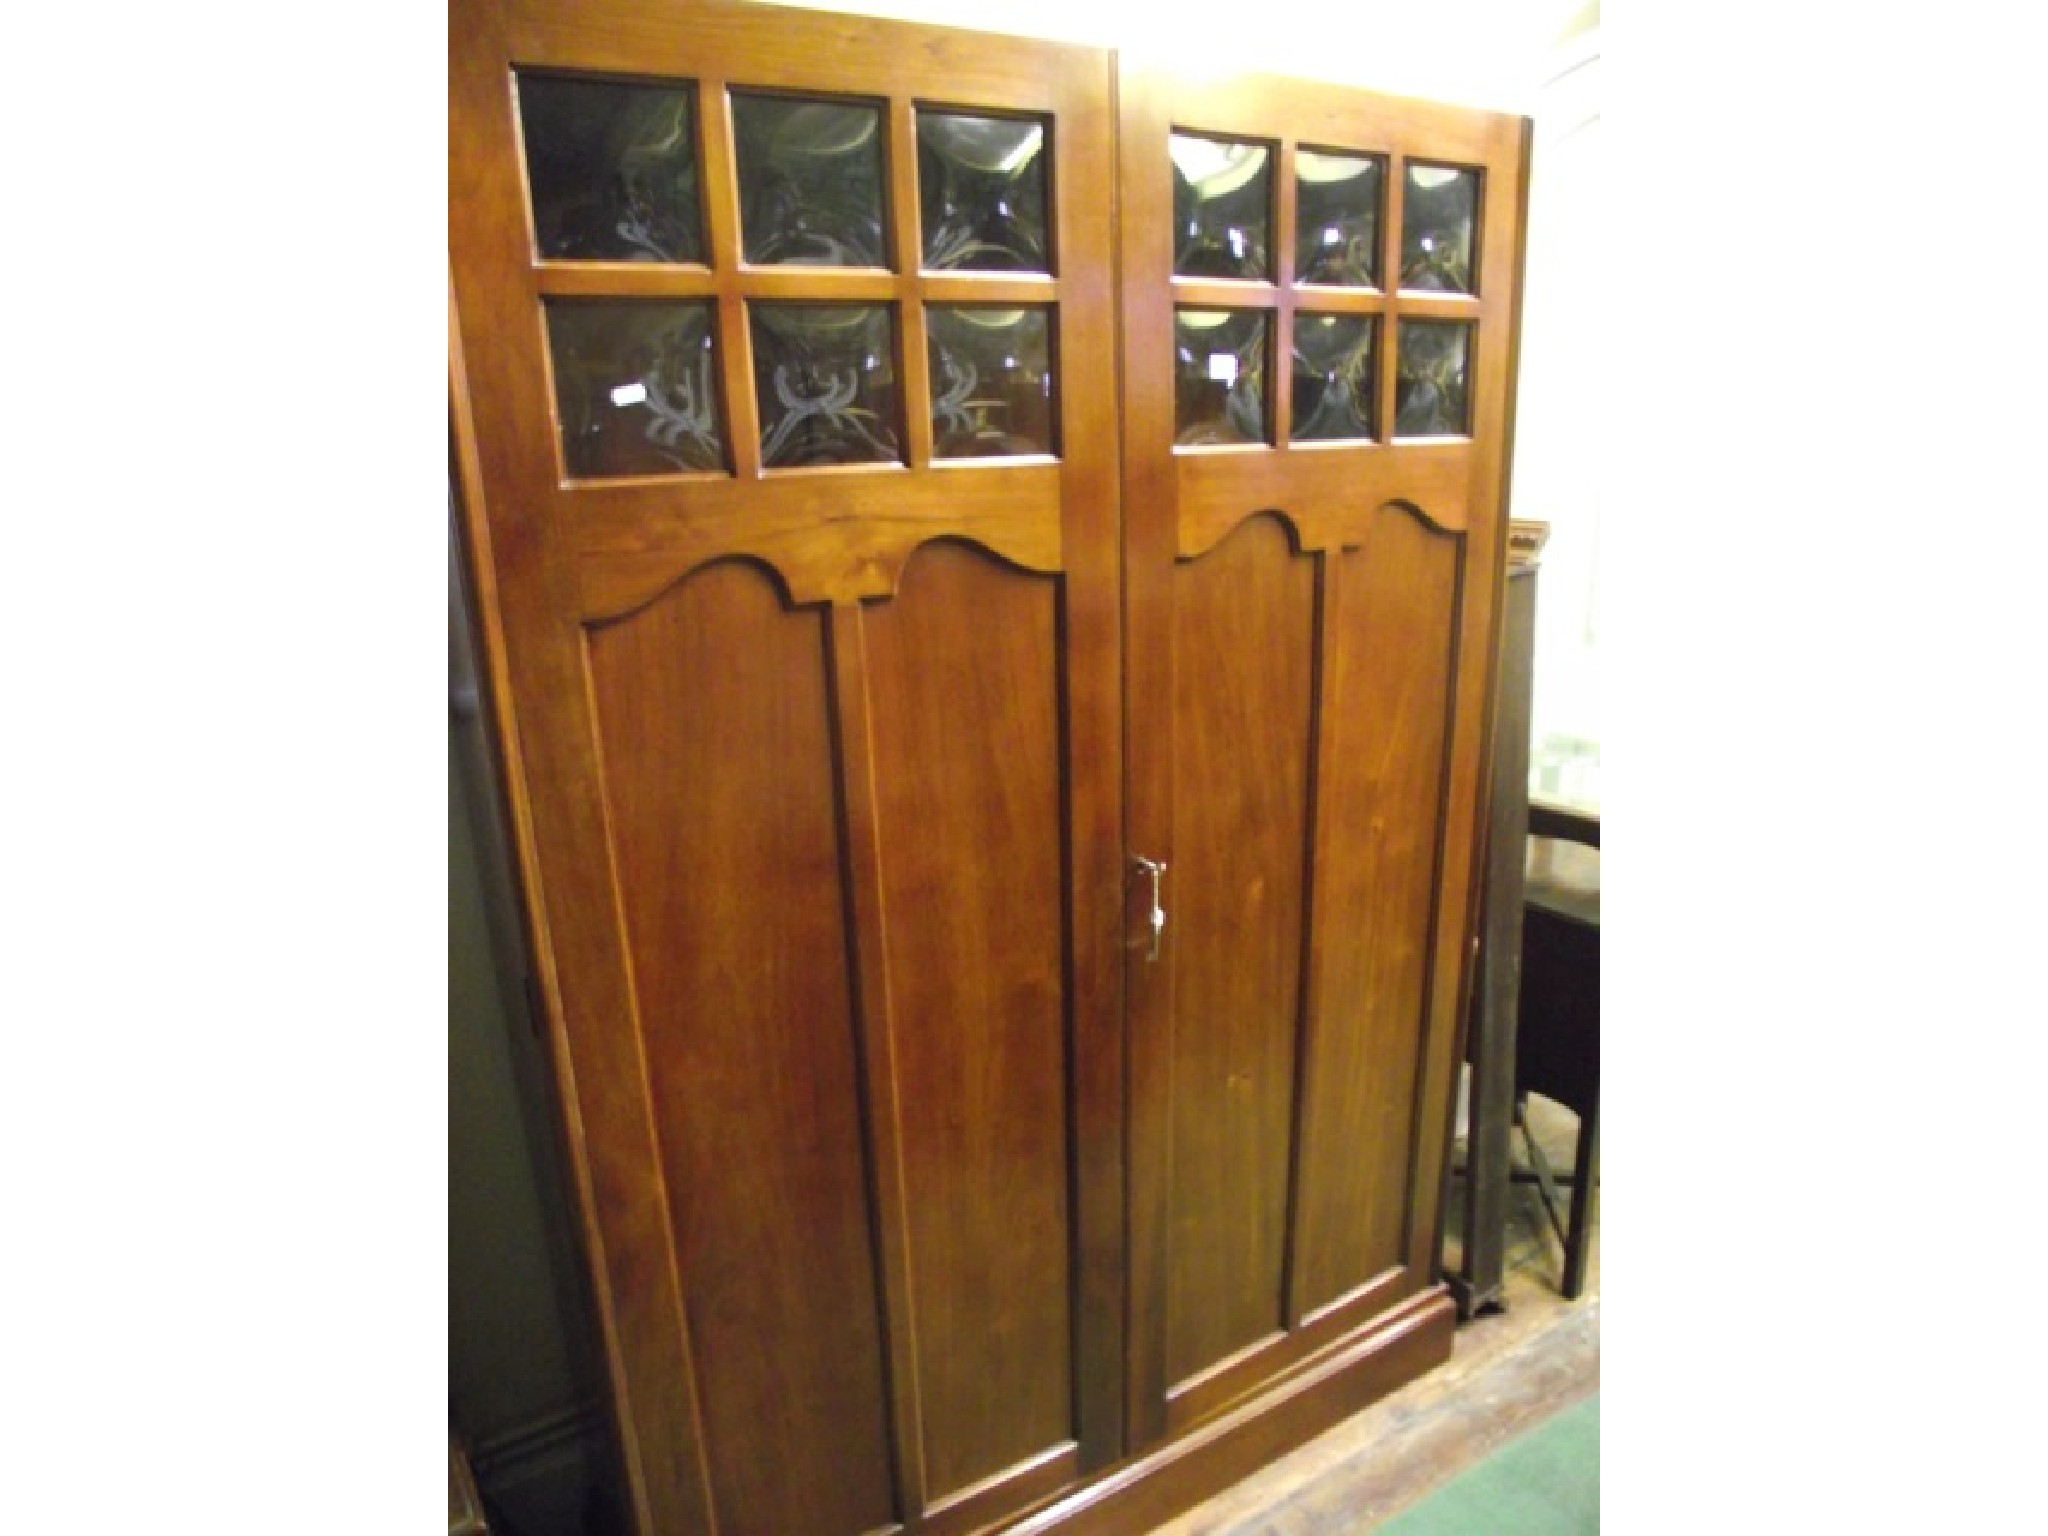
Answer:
(1116, 59, 1530, 1446)
(449, 3, 1124, 1533)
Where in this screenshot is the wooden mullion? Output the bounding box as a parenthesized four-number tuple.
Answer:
(1287, 287, 1388, 318)
(1170, 278, 1277, 312)
(920, 273, 1061, 307)
(534, 265, 719, 299)
(1392, 291, 1483, 322)
(1379, 155, 1407, 443)
(888, 99, 935, 469)
(697, 76, 762, 480)
(1271, 139, 1298, 449)
(733, 269, 900, 303)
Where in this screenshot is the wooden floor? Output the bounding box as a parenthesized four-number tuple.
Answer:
(1149, 1092, 1600, 1534)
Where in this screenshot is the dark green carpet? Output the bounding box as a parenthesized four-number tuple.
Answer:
(1376, 1393, 1598, 1535)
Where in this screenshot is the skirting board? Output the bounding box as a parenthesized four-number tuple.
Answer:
(1002, 1288, 1458, 1535)
(468, 1401, 607, 1535)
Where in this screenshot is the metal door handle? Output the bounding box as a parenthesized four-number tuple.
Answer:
(1132, 854, 1167, 962)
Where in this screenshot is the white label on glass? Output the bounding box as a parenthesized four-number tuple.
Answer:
(1207, 353, 1239, 383)
(610, 381, 649, 408)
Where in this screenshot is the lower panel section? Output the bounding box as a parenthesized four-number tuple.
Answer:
(861, 541, 1078, 1507)
(1002, 1289, 1457, 1535)
(1293, 512, 1461, 1316)
(588, 562, 898, 1536)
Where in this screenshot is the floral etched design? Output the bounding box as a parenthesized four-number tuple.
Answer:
(1394, 320, 1472, 437)
(546, 301, 725, 478)
(751, 304, 902, 466)
(518, 75, 704, 264)
(917, 113, 1051, 273)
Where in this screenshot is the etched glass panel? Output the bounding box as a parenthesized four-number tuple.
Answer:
(751, 304, 902, 466)
(1295, 150, 1382, 287)
(918, 112, 1050, 273)
(1171, 134, 1270, 280)
(1174, 309, 1269, 446)
(1394, 320, 1472, 437)
(733, 94, 889, 267)
(1290, 313, 1376, 442)
(927, 306, 1056, 458)
(545, 300, 724, 478)
(517, 75, 704, 263)
(1400, 163, 1478, 293)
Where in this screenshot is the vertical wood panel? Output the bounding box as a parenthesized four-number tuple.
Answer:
(1164, 514, 1315, 1389)
(1292, 508, 1461, 1316)
(827, 603, 930, 1519)
(587, 562, 897, 1536)
(860, 540, 1076, 1502)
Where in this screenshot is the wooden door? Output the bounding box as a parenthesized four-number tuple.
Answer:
(449, 4, 1123, 1532)
(1116, 58, 1531, 1447)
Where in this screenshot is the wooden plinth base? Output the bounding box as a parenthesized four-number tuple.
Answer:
(1002, 1290, 1458, 1535)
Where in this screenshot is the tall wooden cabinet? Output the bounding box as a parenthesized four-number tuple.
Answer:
(449, 4, 1529, 1532)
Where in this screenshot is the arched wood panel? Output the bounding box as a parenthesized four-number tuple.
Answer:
(1162, 514, 1315, 1392)
(859, 541, 1077, 1506)
(586, 559, 898, 1536)
(1290, 506, 1463, 1318)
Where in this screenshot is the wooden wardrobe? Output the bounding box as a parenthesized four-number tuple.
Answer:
(448, 3, 1530, 1531)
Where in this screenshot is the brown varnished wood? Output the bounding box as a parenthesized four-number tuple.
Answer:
(1177, 450, 1471, 559)
(1289, 507, 1462, 1317)
(586, 561, 898, 1536)
(533, 265, 719, 298)
(860, 541, 1074, 1503)
(826, 602, 929, 1519)
(573, 462, 1065, 616)
(458, 2, 1523, 1526)
(455, 3, 1124, 1530)
(1005, 1293, 1454, 1536)
(1120, 51, 1526, 1459)
(1115, 54, 1184, 1454)
(451, 4, 713, 1530)
(1161, 514, 1313, 1394)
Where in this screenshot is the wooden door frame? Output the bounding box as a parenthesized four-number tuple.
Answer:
(452, 1, 1126, 1529)
(1115, 50, 1534, 1451)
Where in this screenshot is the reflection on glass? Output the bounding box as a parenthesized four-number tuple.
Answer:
(518, 75, 704, 263)
(927, 307, 1056, 458)
(1394, 320, 1472, 437)
(750, 303, 901, 466)
(1295, 150, 1382, 287)
(1175, 309, 1268, 446)
(545, 300, 724, 478)
(733, 93, 888, 267)
(1171, 133, 1270, 280)
(1401, 163, 1478, 292)
(918, 111, 1050, 272)
(1291, 313, 1376, 441)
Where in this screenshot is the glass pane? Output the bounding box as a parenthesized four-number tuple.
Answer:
(918, 112, 1050, 273)
(751, 304, 902, 467)
(1171, 133, 1270, 280)
(1290, 313, 1376, 442)
(1394, 320, 1472, 437)
(517, 75, 704, 264)
(1174, 309, 1269, 446)
(545, 300, 725, 478)
(733, 94, 889, 267)
(1295, 150, 1382, 287)
(928, 306, 1056, 458)
(1400, 163, 1478, 293)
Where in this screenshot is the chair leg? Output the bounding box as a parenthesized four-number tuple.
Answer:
(1560, 1096, 1599, 1299)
